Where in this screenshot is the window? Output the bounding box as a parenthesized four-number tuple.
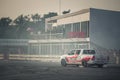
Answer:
(76, 50, 81, 54)
(55, 25, 64, 33)
(68, 50, 75, 55)
(65, 24, 72, 38)
(81, 21, 89, 37)
(83, 50, 95, 54)
(73, 22, 80, 32)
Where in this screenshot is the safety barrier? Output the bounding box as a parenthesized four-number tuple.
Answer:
(0, 54, 4, 59)
(8, 54, 60, 62)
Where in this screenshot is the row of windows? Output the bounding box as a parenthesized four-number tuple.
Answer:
(51, 21, 89, 38)
(68, 50, 95, 55)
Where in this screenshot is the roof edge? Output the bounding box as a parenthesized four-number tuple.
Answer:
(46, 8, 90, 21)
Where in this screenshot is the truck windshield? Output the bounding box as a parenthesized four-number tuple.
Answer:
(76, 50, 81, 54)
(83, 50, 95, 54)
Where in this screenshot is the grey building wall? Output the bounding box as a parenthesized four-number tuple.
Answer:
(89, 8, 120, 49)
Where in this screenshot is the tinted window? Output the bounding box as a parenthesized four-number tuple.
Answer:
(76, 50, 81, 54)
(83, 50, 95, 54)
(68, 50, 75, 55)
(81, 21, 89, 37)
(73, 22, 80, 32)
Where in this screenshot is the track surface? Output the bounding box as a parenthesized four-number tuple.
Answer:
(0, 60, 120, 80)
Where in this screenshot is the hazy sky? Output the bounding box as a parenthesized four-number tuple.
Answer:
(0, 0, 120, 19)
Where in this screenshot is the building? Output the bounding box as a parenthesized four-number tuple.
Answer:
(29, 8, 90, 56)
(28, 8, 120, 56)
(0, 8, 120, 57)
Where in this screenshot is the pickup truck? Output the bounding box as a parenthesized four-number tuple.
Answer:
(60, 49, 109, 68)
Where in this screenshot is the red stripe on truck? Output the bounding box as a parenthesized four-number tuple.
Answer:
(82, 56, 94, 61)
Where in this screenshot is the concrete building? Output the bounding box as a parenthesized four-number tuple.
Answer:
(89, 8, 120, 49)
(28, 8, 120, 56)
(0, 8, 120, 57)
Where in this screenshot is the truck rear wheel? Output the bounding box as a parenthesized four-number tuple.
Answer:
(76, 65, 79, 67)
(61, 59, 67, 67)
(82, 61, 88, 67)
(97, 64, 103, 68)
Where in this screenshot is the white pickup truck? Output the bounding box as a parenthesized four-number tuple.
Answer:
(60, 49, 109, 68)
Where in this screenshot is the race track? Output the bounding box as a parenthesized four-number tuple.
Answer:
(0, 60, 120, 80)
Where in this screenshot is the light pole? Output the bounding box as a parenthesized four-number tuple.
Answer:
(59, 0, 61, 15)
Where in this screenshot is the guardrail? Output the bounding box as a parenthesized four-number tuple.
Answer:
(0, 54, 60, 61)
(0, 54, 4, 59)
(0, 53, 119, 64)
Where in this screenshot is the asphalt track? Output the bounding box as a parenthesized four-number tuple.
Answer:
(0, 60, 120, 80)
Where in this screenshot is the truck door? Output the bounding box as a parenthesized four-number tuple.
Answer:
(66, 50, 80, 63)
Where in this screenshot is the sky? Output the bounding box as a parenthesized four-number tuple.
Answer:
(0, 0, 120, 19)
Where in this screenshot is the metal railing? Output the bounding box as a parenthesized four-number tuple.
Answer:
(31, 33, 64, 40)
(30, 32, 88, 40)
(0, 39, 28, 46)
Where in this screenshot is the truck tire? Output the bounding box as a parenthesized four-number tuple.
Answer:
(76, 65, 79, 67)
(97, 64, 103, 68)
(82, 61, 88, 67)
(61, 59, 67, 67)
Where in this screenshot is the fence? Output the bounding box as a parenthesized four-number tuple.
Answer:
(0, 49, 120, 64)
(0, 39, 120, 64)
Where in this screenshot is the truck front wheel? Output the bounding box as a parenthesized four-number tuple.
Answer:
(61, 59, 67, 67)
(82, 61, 88, 67)
(97, 64, 103, 68)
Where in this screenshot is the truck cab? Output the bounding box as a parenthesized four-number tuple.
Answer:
(60, 49, 109, 68)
